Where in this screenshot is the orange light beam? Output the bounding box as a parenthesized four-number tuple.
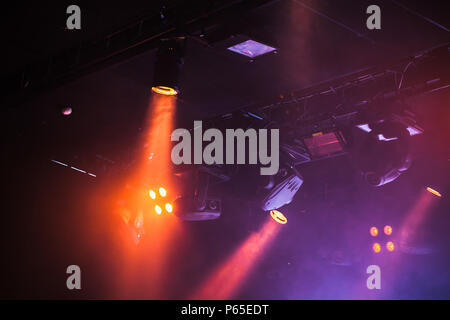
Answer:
(117, 93, 185, 299)
(192, 218, 282, 300)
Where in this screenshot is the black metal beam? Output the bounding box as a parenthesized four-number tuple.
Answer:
(200, 42, 449, 135)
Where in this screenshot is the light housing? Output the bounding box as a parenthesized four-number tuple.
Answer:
(261, 170, 303, 211)
(355, 120, 412, 187)
(152, 38, 185, 95)
(174, 197, 221, 221)
(173, 169, 221, 221)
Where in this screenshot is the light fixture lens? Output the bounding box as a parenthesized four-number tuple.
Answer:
(152, 86, 178, 96)
(155, 205, 162, 215)
(270, 210, 287, 224)
(373, 243, 381, 253)
(149, 190, 156, 199)
(426, 187, 442, 198)
(61, 106, 72, 115)
(386, 241, 395, 251)
(370, 227, 379, 237)
(165, 203, 173, 213)
(384, 225, 393, 235)
(159, 187, 167, 197)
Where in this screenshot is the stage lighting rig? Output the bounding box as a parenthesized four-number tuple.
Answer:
(152, 37, 186, 96)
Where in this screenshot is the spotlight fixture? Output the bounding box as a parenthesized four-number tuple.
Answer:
(174, 197, 221, 221)
(355, 120, 412, 187)
(260, 166, 303, 211)
(174, 170, 221, 221)
(149, 189, 156, 199)
(152, 38, 185, 95)
(303, 131, 346, 159)
(155, 205, 162, 215)
(357, 122, 423, 136)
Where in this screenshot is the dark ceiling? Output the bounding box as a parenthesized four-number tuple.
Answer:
(2, 0, 450, 299)
(3, 0, 449, 112)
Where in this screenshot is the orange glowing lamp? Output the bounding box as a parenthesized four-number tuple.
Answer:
(373, 243, 381, 253)
(149, 187, 171, 215)
(370, 227, 379, 237)
(270, 210, 287, 224)
(152, 86, 178, 96)
(159, 187, 167, 197)
(426, 187, 442, 198)
(384, 225, 393, 235)
(386, 241, 395, 252)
